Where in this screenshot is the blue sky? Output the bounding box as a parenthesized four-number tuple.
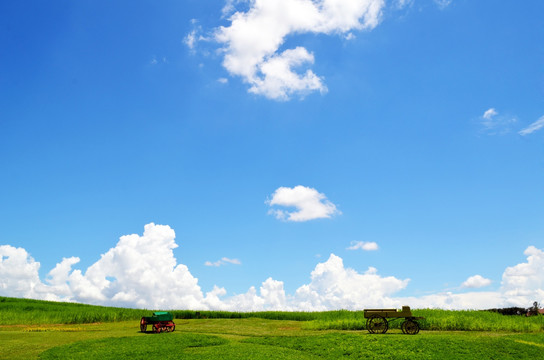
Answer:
(1, 0, 543, 310)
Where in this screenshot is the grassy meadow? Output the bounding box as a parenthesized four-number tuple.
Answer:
(1, 296, 544, 359)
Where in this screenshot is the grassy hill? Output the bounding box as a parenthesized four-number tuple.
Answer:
(1, 296, 544, 359)
(1, 296, 543, 332)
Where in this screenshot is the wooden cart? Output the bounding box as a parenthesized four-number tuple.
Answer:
(140, 311, 176, 333)
(364, 306, 423, 335)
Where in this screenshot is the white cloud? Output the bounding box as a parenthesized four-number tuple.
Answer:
(434, 0, 452, 9)
(222, 0, 249, 19)
(461, 275, 492, 289)
(217, 77, 229, 84)
(150, 56, 168, 66)
(204, 260, 221, 267)
(403, 246, 544, 309)
(184, 21, 211, 53)
(500, 246, 544, 307)
(398, 291, 502, 310)
(519, 116, 544, 136)
(205, 257, 241, 267)
(395, 0, 413, 9)
(483, 108, 498, 120)
(248, 47, 326, 100)
(0, 245, 43, 299)
(218, 278, 288, 311)
(199, 254, 409, 311)
(481, 110, 544, 136)
(260, 278, 288, 309)
(347, 241, 378, 251)
(184, 30, 198, 50)
(291, 254, 409, 310)
(223, 257, 241, 265)
(479, 108, 517, 135)
(64, 223, 212, 309)
(214, 0, 385, 100)
(1, 224, 543, 311)
(266, 185, 340, 222)
(45, 257, 81, 298)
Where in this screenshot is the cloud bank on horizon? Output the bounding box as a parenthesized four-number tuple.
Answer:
(1, 223, 543, 310)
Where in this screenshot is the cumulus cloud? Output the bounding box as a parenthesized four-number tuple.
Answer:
(292, 254, 409, 310)
(519, 116, 544, 136)
(500, 246, 544, 307)
(347, 241, 379, 251)
(461, 275, 492, 289)
(1, 224, 544, 311)
(0, 245, 43, 299)
(401, 246, 544, 310)
(45, 257, 81, 298)
(205, 257, 241, 267)
(266, 185, 340, 222)
(0, 224, 222, 309)
(247, 46, 325, 100)
(197, 254, 409, 311)
(65, 223, 213, 309)
(214, 0, 385, 100)
(214, 278, 289, 311)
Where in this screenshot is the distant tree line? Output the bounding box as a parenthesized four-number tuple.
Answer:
(486, 301, 542, 316)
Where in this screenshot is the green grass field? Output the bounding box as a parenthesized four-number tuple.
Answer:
(1, 297, 543, 359)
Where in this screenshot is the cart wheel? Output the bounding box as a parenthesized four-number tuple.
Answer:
(367, 315, 388, 334)
(140, 318, 147, 332)
(171, 324, 175, 332)
(401, 319, 419, 335)
(154, 324, 161, 333)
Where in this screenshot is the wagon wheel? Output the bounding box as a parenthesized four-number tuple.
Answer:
(171, 323, 175, 332)
(367, 315, 388, 334)
(154, 324, 161, 333)
(401, 319, 419, 335)
(140, 317, 147, 332)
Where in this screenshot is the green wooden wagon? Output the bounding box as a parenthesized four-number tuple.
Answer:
(364, 306, 423, 335)
(140, 311, 176, 333)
